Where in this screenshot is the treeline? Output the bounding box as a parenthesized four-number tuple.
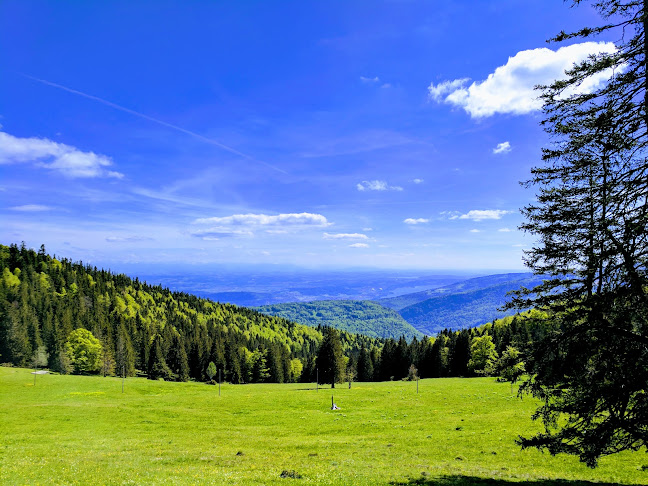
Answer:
(0, 243, 551, 385)
(0, 243, 380, 383)
(353, 310, 549, 382)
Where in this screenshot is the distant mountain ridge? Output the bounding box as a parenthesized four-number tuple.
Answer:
(396, 273, 543, 335)
(255, 273, 542, 339)
(378, 273, 534, 311)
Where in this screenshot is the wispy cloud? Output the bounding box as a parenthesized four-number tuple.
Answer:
(357, 180, 403, 191)
(412, 178, 424, 184)
(428, 78, 470, 102)
(349, 243, 369, 248)
(191, 212, 331, 240)
(190, 227, 254, 239)
(404, 218, 429, 225)
(194, 213, 330, 227)
(0, 131, 123, 178)
(21, 73, 287, 174)
(498, 227, 513, 232)
(9, 204, 54, 212)
(451, 209, 512, 221)
(493, 141, 511, 154)
(360, 76, 380, 83)
(469, 229, 481, 233)
(105, 236, 154, 243)
(323, 233, 368, 240)
(428, 42, 617, 118)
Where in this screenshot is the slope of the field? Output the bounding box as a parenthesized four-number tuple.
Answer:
(397, 274, 545, 335)
(255, 300, 424, 341)
(2, 367, 645, 485)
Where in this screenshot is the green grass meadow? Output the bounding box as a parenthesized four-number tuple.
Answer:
(1, 367, 647, 485)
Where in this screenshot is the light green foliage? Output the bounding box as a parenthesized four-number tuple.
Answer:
(32, 345, 49, 368)
(468, 335, 498, 375)
(206, 361, 217, 381)
(289, 358, 303, 382)
(65, 328, 103, 374)
(3, 267, 20, 287)
(1, 367, 647, 485)
(496, 346, 525, 383)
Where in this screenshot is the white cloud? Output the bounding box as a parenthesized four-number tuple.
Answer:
(9, 204, 53, 212)
(404, 218, 429, 225)
(194, 213, 330, 227)
(349, 243, 369, 248)
(381, 83, 392, 89)
(323, 233, 368, 240)
(105, 236, 154, 243)
(498, 227, 513, 232)
(428, 78, 470, 102)
(191, 227, 254, 239)
(470, 229, 481, 233)
(453, 209, 512, 221)
(0, 131, 123, 178)
(428, 42, 617, 118)
(360, 76, 380, 83)
(362, 227, 373, 232)
(493, 141, 511, 154)
(191, 212, 331, 240)
(357, 180, 403, 191)
(412, 178, 424, 184)
(440, 210, 461, 219)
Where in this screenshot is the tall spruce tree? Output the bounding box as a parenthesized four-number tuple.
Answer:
(509, 0, 648, 467)
(316, 327, 345, 388)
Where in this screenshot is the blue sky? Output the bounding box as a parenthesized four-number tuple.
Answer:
(0, 1, 614, 270)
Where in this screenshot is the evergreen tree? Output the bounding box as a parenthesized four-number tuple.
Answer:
(147, 334, 173, 380)
(356, 346, 374, 382)
(166, 331, 190, 382)
(508, 0, 648, 467)
(316, 327, 345, 388)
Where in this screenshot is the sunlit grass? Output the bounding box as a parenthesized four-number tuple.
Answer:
(1, 367, 647, 485)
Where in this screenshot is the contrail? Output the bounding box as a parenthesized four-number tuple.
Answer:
(20, 73, 288, 174)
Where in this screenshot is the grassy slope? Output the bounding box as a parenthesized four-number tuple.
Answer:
(256, 300, 424, 340)
(1, 367, 646, 485)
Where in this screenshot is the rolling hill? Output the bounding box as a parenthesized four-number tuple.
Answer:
(255, 300, 424, 341)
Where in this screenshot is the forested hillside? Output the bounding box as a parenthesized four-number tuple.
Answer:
(396, 274, 545, 334)
(255, 300, 423, 341)
(0, 243, 380, 383)
(0, 242, 553, 385)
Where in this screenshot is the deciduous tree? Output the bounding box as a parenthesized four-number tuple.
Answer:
(65, 328, 103, 374)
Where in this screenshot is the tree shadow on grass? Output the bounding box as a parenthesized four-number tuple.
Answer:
(390, 475, 640, 486)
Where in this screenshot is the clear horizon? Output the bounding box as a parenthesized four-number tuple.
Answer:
(1, 1, 612, 270)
